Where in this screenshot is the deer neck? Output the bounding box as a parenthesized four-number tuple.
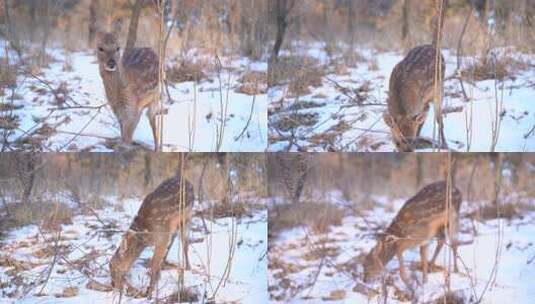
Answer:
(99, 59, 129, 110)
(376, 238, 398, 267)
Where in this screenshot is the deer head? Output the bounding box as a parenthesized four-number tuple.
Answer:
(383, 112, 426, 152)
(363, 239, 385, 282)
(96, 31, 121, 73)
(95, 19, 123, 73)
(363, 234, 397, 282)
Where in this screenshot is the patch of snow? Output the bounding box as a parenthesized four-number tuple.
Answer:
(269, 45, 535, 152)
(3, 47, 266, 152)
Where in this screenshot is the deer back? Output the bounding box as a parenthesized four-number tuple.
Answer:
(121, 47, 159, 108)
(389, 45, 445, 118)
(131, 174, 194, 233)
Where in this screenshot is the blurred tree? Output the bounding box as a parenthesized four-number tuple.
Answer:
(144, 152, 152, 190)
(269, 0, 296, 64)
(401, 0, 410, 48)
(125, 0, 144, 53)
(2, 0, 22, 58)
(88, 0, 99, 46)
(15, 153, 42, 205)
(491, 153, 502, 208)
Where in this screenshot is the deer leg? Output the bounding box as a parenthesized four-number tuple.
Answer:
(110, 230, 147, 291)
(396, 251, 412, 290)
(433, 91, 447, 148)
(420, 244, 428, 284)
(416, 105, 429, 137)
(163, 232, 177, 266)
(416, 122, 425, 138)
(180, 220, 191, 270)
(120, 113, 141, 145)
(430, 237, 444, 267)
(147, 232, 173, 297)
(437, 115, 447, 148)
(120, 119, 133, 145)
(147, 102, 161, 152)
(452, 239, 459, 273)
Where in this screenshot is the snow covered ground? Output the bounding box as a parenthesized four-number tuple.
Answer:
(268, 43, 535, 152)
(1, 41, 267, 152)
(0, 196, 267, 303)
(268, 193, 535, 303)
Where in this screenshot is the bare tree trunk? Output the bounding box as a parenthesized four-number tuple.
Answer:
(17, 153, 40, 205)
(360, 155, 373, 203)
(491, 153, 503, 209)
(347, 0, 355, 49)
(292, 154, 309, 204)
(144, 152, 152, 189)
(416, 153, 423, 188)
(432, 0, 448, 48)
(216, 153, 231, 205)
(268, 0, 294, 86)
(3, 0, 22, 58)
(481, 0, 489, 30)
(125, 0, 144, 54)
(269, 0, 293, 64)
(88, 0, 99, 47)
(39, 0, 51, 66)
(402, 0, 410, 48)
(28, 0, 37, 41)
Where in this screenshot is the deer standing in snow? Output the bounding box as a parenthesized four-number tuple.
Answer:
(384, 0, 449, 151)
(109, 173, 194, 296)
(96, 10, 162, 150)
(363, 181, 462, 289)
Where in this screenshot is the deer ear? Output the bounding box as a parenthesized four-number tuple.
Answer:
(384, 234, 396, 243)
(95, 31, 106, 43)
(111, 17, 124, 35)
(413, 113, 427, 125)
(383, 112, 395, 129)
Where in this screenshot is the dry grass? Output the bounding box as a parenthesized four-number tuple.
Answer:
(269, 55, 322, 87)
(287, 69, 324, 97)
(166, 60, 208, 83)
(460, 55, 529, 81)
(0, 65, 17, 96)
(236, 70, 267, 95)
(269, 201, 345, 236)
(273, 112, 320, 132)
(474, 200, 535, 222)
(196, 200, 259, 220)
(0, 197, 79, 236)
(165, 287, 200, 303)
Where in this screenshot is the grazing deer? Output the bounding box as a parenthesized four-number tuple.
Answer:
(363, 181, 462, 289)
(96, 26, 161, 151)
(110, 173, 194, 296)
(384, 0, 448, 152)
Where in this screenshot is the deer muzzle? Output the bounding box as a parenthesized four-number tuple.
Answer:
(105, 59, 117, 72)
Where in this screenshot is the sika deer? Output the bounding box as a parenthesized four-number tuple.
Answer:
(363, 181, 462, 289)
(96, 28, 161, 150)
(110, 173, 194, 296)
(384, 0, 448, 152)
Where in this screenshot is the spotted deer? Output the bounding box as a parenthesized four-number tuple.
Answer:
(96, 26, 161, 150)
(109, 173, 194, 296)
(384, 0, 448, 152)
(363, 181, 462, 288)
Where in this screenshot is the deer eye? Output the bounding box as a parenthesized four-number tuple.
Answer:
(98, 47, 104, 52)
(116, 47, 120, 52)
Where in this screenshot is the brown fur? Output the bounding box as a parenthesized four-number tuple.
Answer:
(385, 1, 449, 152)
(363, 181, 462, 287)
(96, 30, 161, 150)
(385, 45, 446, 152)
(109, 174, 194, 296)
